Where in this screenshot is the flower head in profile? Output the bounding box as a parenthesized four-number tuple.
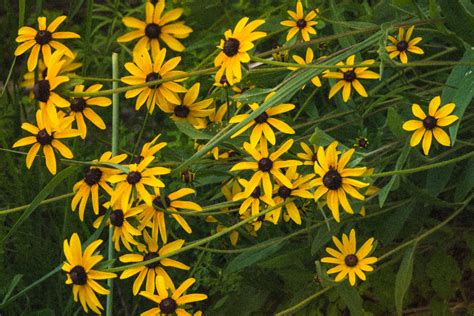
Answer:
(323, 55, 380, 103)
(214, 17, 266, 85)
(140, 276, 207, 316)
(162, 82, 214, 129)
(62, 233, 116, 314)
(15, 15, 80, 71)
(297, 142, 320, 166)
(233, 179, 275, 217)
(230, 93, 295, 147)
(118, 0, 192, 55)
(120, 231, 189, 295)
(13, 110, 79, 175)
(138, 187, 202, 243)
(132, 134, 167, 164)
(122, 47, 187, 113)
(386, 25, 423, 64)
(108, 156, 171, 211)
(289, 48, 324, 87)
(280, 1, 319, 42)
(310, 142, 368, 222)
(402, 96, 458, 155)
(230, 139, 302, 198)
(68, 84, 111, 139)
(72, 151, 127, 221)
(321, 229, 377, 286)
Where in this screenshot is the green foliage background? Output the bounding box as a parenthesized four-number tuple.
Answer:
(0, 0, 473, 315)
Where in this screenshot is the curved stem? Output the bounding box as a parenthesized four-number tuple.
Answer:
(0, 192, 74, 216)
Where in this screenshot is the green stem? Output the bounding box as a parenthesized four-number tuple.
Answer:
(0, 192, 74, 216)
(371, 151, 474, 177)
(130, 111, 150, 161)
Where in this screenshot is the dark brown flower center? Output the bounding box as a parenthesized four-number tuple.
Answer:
(110, 209, 124, 226)
(84, 168, 103, 186)
(174, 105, 190, 118)
(296, 19, 307, 29)
(344, 254, 358, 267)
(35, 30, 52, 45)
(223, 38, 240, 57)
(70, 97, 87, 112)
(152, 196, 171, 210)
(278, 186, 292, 198)
(323, 168, 342, 190)
(254, 112, 269, 124)
(36, 129, 53, 145)
(145, 72, 161, 89)
(396, 40, 408, 52)
(181, 170, 193, 183)
(159, 297, 178, 314)
(126, 171, 142, 184)
(143, 252, 160, 268)
(250, 186, 261, 198)
(70, 265, 87, 285)
(145, 23, 161, 39)
(258, 158, 273, 172)
(358, 138, 368, 148)
(422, 116, 437, 130)
(33, 80, 51, 102)
(343, 70, 356, 82)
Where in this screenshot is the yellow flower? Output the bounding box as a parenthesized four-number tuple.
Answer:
(321, 229, 377, 286)
(386, 25, 424, 64)
(140, 276, 207, 316)
(93, 201, 142, 251)
(122, 47, 187, 113)
(15, 15, 80, 71)
(62, 233, 116, 314)
(214, 17, 266, 85)
(108, 156, 171, 211)
(288, 47, 323, 87)
(280, 0, 319, 42)
(233, 179, 275, 217)
(119, 231, 189, 295)
(402, 96, 458, 155)
(162, 82, 214, 129)
(132, 134, 167, 163)
(12, 110, 79, 175)
(230, 139, 302, 198)
(230, 93, 295, 147)
(72, 151, 128, 221)
(138, 187, 202, 243)
(269, 166, 313, 225)
(323, 55, 380, 103)
(68, 84, 111, 139)
(297, 142, 319, 166)
(117, 0, 192, 55)
(310, 141, 368, 222)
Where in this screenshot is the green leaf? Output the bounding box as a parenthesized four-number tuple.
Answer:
(438, 0, 474, 45)
(175, 121, 212, 140)
(309, 127, 335, 147)
(378, 142, 410, 207)
(386, 107, 404, 138)
(233, 88, 274, 104)
(1, 274, 22, 304)
(394, 244, 417, 316)
(454, 157, 474, 201)
(336, 282, 365, 315)
(225, 242, 284, 273)
(311, 223, 341, 256)
(443, 49, 474, 145)
(0, 166, 78, 244)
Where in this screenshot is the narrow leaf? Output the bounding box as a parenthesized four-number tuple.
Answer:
(395, 244, 417, 316)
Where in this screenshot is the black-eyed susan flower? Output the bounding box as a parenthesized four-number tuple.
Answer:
(138, 187, 202, 243)
(120, 231, 189, 295)
(117, 0, 192, 55)
(93, 201, 142, 251)
(297, 142, 319, 166)
(31, 49, 72, 131)
(230, 139, 302, 198)
(354, 137, 369, 149)
(66, 84, 111, 138)
(230, 93, 295, 146)
(214, 17, 266, 85)
(72, 151, 128, 221)
(323, 55, 380, 103)
(140, 276, 207, 316)
(15, 15, 80, 71)
(288, 47, 323, 87)
(386, 25, 424, 64)
(402, 96, 458, 155)
(132, 134, 167, 164)
(13, 110, 79, 175)
(108, 156, 171, 211)
(310, 141, 368, 222)
(280, 0, 319, 42)
(62, 233, 116, 314)
(162, 82, 214, 129)
(269, 166, 313, 225)
(122, 47, 187, 113)
(233, 179, 275, 217)
(321, 229, 377, 286)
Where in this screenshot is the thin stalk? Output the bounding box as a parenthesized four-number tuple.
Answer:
(0, 192, 74, 216)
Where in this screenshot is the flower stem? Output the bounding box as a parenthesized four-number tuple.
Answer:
(0, 192, 74, 216)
